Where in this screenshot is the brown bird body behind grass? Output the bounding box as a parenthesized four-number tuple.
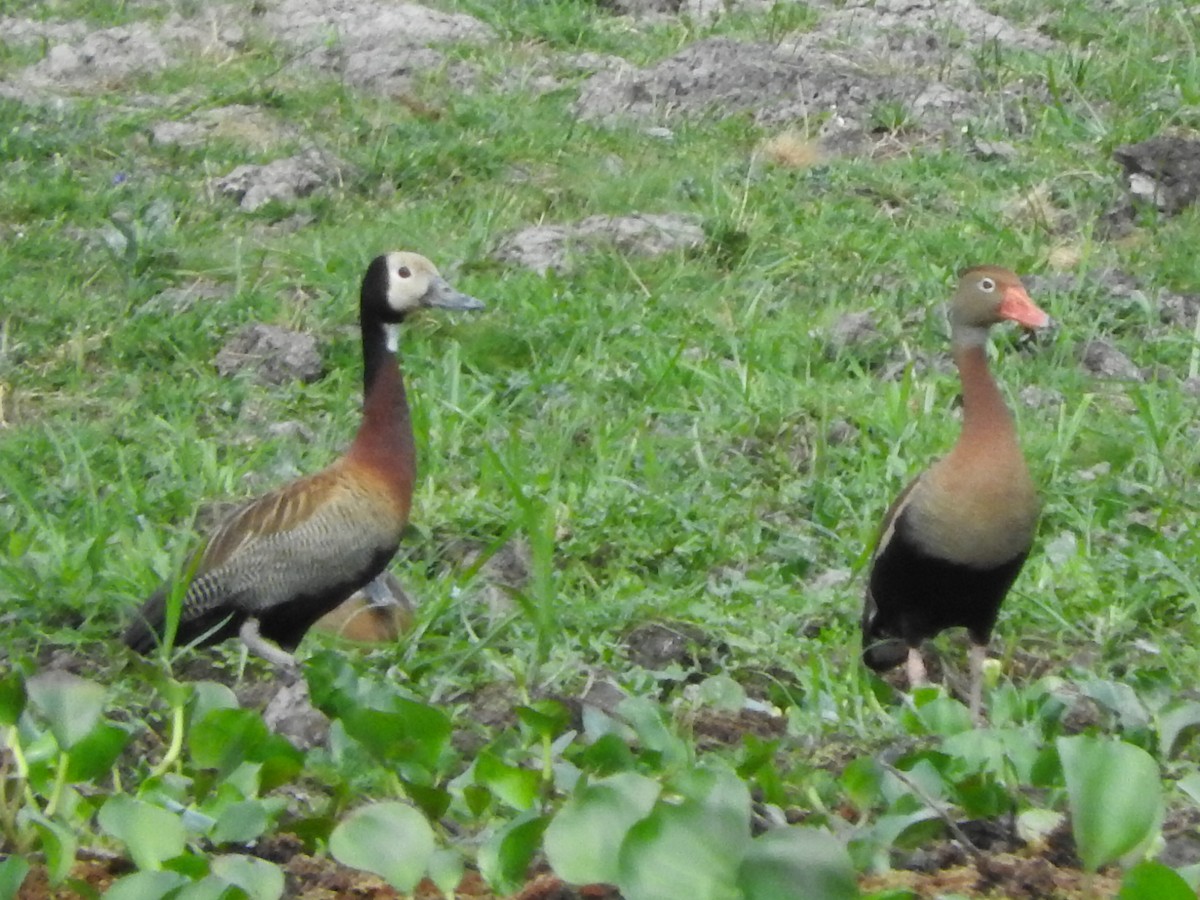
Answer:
(124, 251, 482, 667)
(861, 266, 1049, 721)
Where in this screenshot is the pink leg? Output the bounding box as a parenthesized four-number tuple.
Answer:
(969, 642, 988, 726)
(905, 646, 927, 687)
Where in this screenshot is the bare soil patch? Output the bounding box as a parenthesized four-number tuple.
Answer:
(494, 214, 704, 275)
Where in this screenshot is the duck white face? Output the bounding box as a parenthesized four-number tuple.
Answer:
(382, 251, 484, 315)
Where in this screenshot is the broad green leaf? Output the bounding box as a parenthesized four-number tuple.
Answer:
(545, 771, 661, 885)
(211, 855, 284, 900)
(841, 757, 884, 811)
(175, 876, 245, 899)
(1177, 771, 1200, 807)
(1080, 681, 1150, 731)
(189, 709, 269, 775)
(1118, 861, 1195, 900)
(189, 682, 239, 723)
(617, 767, 751, 900)
(475, 751, 541, 811)
(1157, 701, 1200, 759)
(103, 871, 190, 900)
(1057, 736, 1163, 872)
(212, 801, 271, 845)
(738, 828, 858, 900)
(329, 802, 434, 892)
(0, 855, 29, 900)
(617, 697, 689, 769)
(0, 672, 27, 726)
(912, 694, 972, 737)
(26, 812, 76, 887)
(340, 700, 452, 772)
(694, 675, 746, 712)
(188, 709, 301, 786)
(515, 701, 571, 739)
(477, 811, 548, 896)
(98, 795, 187, 871)
(574, 732, 636, 775)
(67, 721, 131, 782)
(428, 849, 464, 898)
(26, 672, 106, 750)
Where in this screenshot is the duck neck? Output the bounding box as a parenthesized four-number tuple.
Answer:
(349, 317, 415, 481)
(951, 332, 1016, 446)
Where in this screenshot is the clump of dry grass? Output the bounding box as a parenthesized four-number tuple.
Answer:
(759, 130, 822, 169)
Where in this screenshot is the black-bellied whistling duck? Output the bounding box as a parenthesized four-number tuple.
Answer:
(861, 266, 1049, 721)
(124, 252, 483, 667)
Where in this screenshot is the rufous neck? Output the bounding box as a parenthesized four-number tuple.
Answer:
(952, 342, 1015, 443)
(350, 320, 415, 466)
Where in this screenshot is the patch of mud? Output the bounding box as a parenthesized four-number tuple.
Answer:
(213, 148, 349, 211)
(136, 280, 228, 316)
(599, 0, 778, 19)
(262, 678, 329, 750)
(151, 104, 299, 151)
(689, 707, 786, 751)
(797, 0, 1054, 61)
(0, 13, 243, 101)
(0, 16, 88, 47)
(494, 213, 704, 274)
(1080, 338, 1143, 381)
(576, 0, 1054, 148)
(214, 323, 324, 385)
(1114, 135, 1200, 216)
(261, 0, 490, 94)
(623, 620, 715, 672)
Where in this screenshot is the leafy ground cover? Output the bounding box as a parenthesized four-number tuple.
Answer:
(2, 0, 1200, 897)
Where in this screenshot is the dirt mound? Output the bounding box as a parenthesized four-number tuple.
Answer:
(261, 0, 490, 93)
(213, 148, 349, 212)
(576, 1, 1055, 145)
(494, 213, 704, 274)
(0, 13, 242, 101)
(1114, 135, 1200, 215)
(214, 323, 324, 385)
(151, 104, 299, 151)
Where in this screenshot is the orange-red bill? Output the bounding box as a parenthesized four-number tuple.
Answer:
(997, 285, 1050, 329)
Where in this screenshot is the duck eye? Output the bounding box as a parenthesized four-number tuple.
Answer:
(397, 266, 411, 279)
(979, 277, 996, 292)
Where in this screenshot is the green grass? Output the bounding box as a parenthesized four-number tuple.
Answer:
(2, 0, 1200, 895)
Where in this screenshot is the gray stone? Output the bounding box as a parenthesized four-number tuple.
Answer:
(215, 324, 324, 385)
(1080, 339, 1143, 382)
(214, 149, 347, 211)
(495, 213, 704, 274)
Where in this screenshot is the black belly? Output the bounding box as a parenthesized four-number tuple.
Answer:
(863, 517, 1028, 671)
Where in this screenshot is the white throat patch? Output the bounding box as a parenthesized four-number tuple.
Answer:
(384, 324, 400, 353)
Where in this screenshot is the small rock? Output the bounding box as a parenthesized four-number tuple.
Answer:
(825, 419, 859, 445)
(215, 324, 323, 385)
(266, 420, 316, 442)
(580, 676, 627, 718)
(1157, 289, 1200, 326)
(214, 148, 346, 212)
(1019, 384, 1065, 410)
(970, 139, 1017, 161)
(1113, 135, 1200, 215)
(1183, 377, 1200, 397)
(263, 679, 328, 750)
(1080, 339, 1142, 381)
(624, 621, 708, 671)
(137, 282, 226, 316)
(827, 311, 879, 348)
(807, 568, 851, 592)
(494, 213, 703, 274)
